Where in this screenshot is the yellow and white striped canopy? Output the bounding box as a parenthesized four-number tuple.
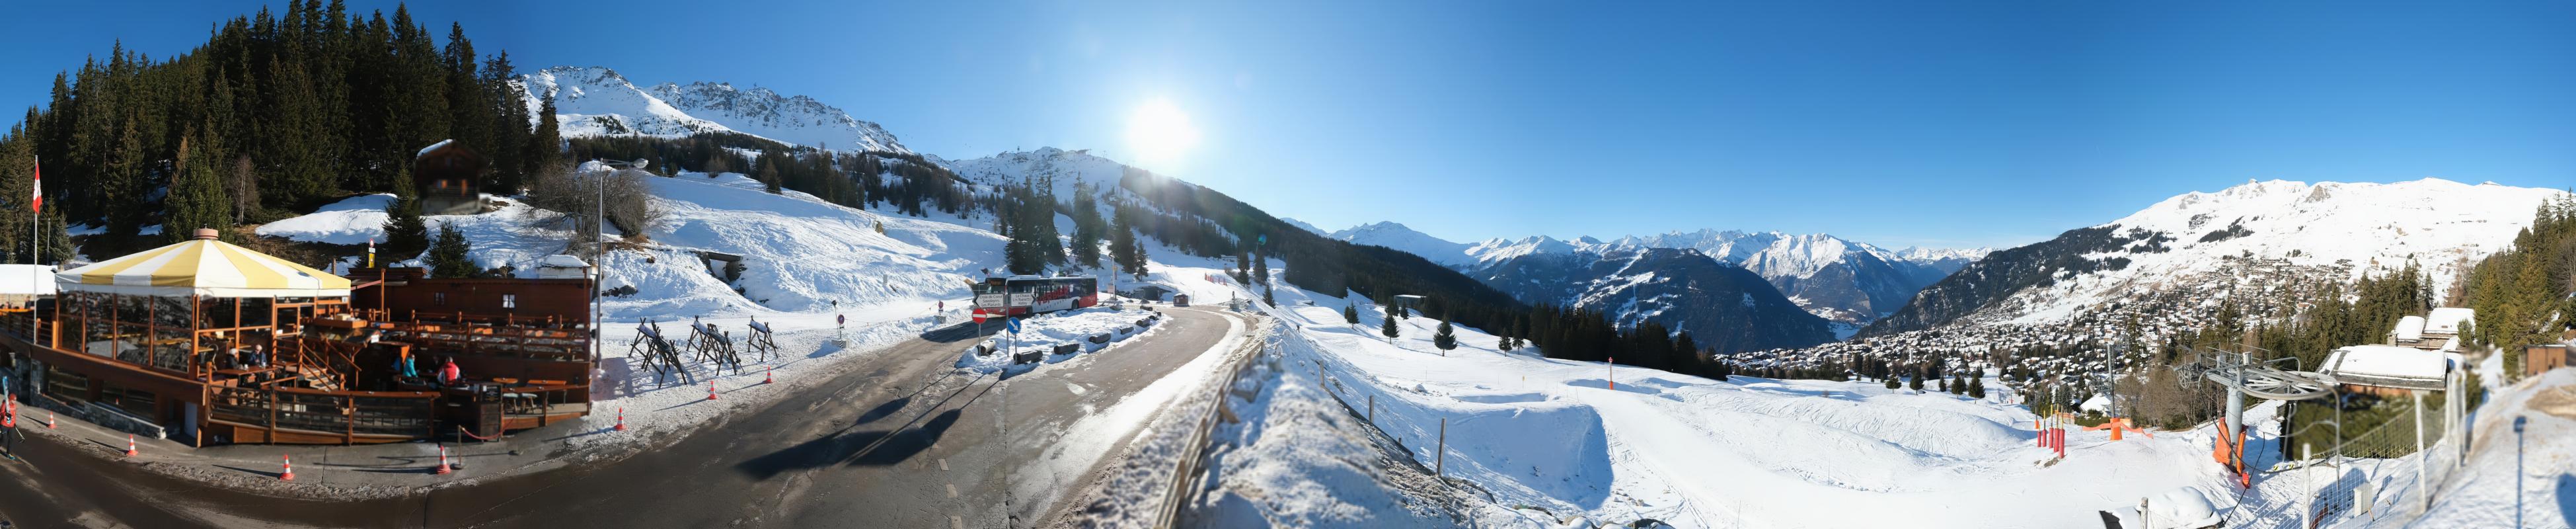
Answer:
(57, 237, 350, 298)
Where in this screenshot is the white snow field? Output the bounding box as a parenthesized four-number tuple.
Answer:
(1195, 276, 2567, 528)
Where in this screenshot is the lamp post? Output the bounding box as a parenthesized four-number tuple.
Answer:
(589, 159, 648, 358)
(2513, 415, 2527, 528)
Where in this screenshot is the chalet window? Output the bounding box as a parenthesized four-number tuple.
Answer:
(434, 293, 447, 305)
(502, 294, 517, 309)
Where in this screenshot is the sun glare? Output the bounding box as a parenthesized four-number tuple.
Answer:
(1125, 99, 1200, 167)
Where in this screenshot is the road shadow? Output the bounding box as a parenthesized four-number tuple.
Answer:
(919, 321, 1003, 344)
(854, 396, 910, 425)
(732, 378, 991, 480)
(213, 464, 280, 479)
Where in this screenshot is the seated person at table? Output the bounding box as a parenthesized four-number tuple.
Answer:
(438, 357, 462, 386)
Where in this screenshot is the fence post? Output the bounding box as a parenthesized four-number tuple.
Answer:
(2414, 390, 2428, 512)
(1367, 394, 1374, 423)
(1435, 417, 1446, 480)
(2303, 443, 2314, 529)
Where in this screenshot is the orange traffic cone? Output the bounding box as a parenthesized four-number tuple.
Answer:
(708, 381, 719, 401)
(46, 411, 56, 428)
(280, 454, 295, 481)
(765, 366, 774, 384)
(125, 434, 137, 457)
(613, 407, 626, 432)
(435, 445, 452, 475)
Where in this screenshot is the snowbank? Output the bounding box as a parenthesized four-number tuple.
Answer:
(254, 193, 398, 245)
(952, 306, 1164, 374)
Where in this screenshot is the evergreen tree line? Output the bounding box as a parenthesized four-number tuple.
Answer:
(11, 1, 554, 256)
(2460, 193, 2576, 382)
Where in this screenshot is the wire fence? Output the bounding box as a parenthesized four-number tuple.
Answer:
(2222, 391, 2466, 529)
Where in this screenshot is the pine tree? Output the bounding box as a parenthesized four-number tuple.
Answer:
(1885, 373, 1901, 389)
(428, 223, 476, 278)
(1262, 284, 1275, 307)
(164, 127, 234, 242)
(1342, 304, 1359, 325)
(1937, 378, 1949, 393)
(1968, 377, 1987, 399)
(1908, 369, 1924, 391)
(756, 158, 782, 194)
(1252, 250, 1269, 284)
(381, 194, 428, 259)
(1232, 252, 1250, 284)
(1381, 300, 1400, 339)
(1433, 317, 1458, 351)
(526, 94, 560, 176)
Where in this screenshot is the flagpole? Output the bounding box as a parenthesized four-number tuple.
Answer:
(26, 154, 38, 362)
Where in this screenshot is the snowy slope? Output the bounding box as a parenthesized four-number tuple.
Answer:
(1882, 179, 2570, 333)
(1203, 284, 2272, 528)
(521, 66, 909, 153)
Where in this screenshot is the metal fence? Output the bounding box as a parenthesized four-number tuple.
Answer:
(2222, 390, 2466, 528)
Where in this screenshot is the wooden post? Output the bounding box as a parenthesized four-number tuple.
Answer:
(1435, 417, 1447, 479)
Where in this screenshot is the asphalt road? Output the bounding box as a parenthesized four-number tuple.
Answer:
(0, 305, 1248, 529)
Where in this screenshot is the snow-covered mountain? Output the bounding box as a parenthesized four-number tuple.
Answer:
(1478, 246, 1836, 353)
(1867, 178, 2572, 336)
(1326, 222, 1478, 267)
(1328, 224, 1983, 323)
(1279, 218, 1328, 235)
(520, 65, 909, 153)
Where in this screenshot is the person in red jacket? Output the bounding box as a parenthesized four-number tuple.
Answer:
(439, 358, 462, 386)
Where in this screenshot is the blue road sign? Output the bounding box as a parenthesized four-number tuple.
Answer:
(1006, 317, 1022, 334)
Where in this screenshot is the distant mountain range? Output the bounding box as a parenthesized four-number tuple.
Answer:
(1324, 222, 1987, 325)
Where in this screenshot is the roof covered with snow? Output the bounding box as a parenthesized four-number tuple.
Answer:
(2425, 307, 2475, 335)
(2393, 315, 2427, 342)
(2322, 345, 2451, 389)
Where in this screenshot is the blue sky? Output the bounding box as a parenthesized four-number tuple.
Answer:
(6, 1, 2573, 249)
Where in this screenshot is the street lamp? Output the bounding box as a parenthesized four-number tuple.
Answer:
(589, 159, 648, 358)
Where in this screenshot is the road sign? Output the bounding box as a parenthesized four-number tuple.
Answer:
(1006, 317, 1022, 334)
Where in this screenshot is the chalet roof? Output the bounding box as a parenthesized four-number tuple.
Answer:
(2425, 307, 2476, 335)
(2393, 315, 2427, 342)
(2321, 345, 2450, 390)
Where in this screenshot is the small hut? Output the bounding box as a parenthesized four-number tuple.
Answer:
(415, 140, 487, 215)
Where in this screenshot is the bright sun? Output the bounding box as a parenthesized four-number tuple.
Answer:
(1125, 99, 1200, 166)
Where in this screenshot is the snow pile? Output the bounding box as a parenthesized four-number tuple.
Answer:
(253, 193, 397, 245)
(952, 306, 1164, 374)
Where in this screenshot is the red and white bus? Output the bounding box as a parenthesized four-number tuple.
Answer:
(972, 276, 1099, 316)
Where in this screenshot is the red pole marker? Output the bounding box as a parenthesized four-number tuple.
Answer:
(280, 454, 296, 481)
(125, 434, 137, 457)
(435, 445, 452, 475)
(708, 381, 719, 401)
(765, 366, 774, 384)
(614, 407, 626, 432)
